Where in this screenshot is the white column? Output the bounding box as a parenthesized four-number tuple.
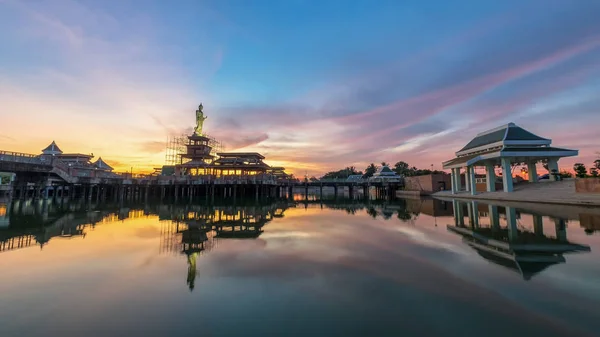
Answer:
(547, 158, 559, 181)
(464, 167, 470, 192)
(470, 201, 479, 228)
(488, 205, 499, 231)
(455, 168, 462, 192)
(527, 161, 538, 182)
(506, 206, 518, 242)
(452, 200, 460, 225)
(469, 166, 477, 195)
(501, 158, 513, 192)
(554, 218, 567, 242)
(485, 162, 496, 192)
(533, 215, 543, 236)
(451, 169, 457, 194)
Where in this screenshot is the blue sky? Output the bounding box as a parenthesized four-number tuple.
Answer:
(0, 0, 599, 174)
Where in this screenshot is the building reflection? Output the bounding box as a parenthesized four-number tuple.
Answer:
(447, 200, 591, 280)
(157, 202, 291, 291)
(0, 199, 150, 253)
(4, 196, 595, 286)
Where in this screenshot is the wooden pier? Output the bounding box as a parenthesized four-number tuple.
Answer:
(0, 150, 404, 202)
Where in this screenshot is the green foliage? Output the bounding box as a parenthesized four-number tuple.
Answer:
(590, 168, 599, 177)
(393, 160, 443, 176)
(321, 166, 362, 180)
(363, 163, 378, 178)
(559, 170, 573, 178)
(574, 163, 587, 178)
(594, 159, 600, 171)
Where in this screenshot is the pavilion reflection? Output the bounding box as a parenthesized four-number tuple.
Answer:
(156, 201, 292, 291)
(447, 200, 591, 280)
(0, 199, 151, 253)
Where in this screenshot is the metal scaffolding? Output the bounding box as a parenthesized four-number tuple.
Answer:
(164, 133, 225, 166)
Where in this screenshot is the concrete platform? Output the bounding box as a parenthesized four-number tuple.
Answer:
(433, 180, 600, 207)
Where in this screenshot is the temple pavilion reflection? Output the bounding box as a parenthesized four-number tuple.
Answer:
(0, 199, 151, 253)
(158, 201, 291, 291)
(447, 200, 591, 280)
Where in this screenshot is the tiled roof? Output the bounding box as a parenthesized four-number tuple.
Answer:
(501, 147, 574, 153)
(459, 129, 506, 152)
(458, 123, 549, 154)
(41, 141, 63, 155)
(217, 152, 266, 159)
(505, 127, 548, 142)
(93, 157, 114, 171)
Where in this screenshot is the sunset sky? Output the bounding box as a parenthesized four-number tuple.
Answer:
(1, 0, 599, 176)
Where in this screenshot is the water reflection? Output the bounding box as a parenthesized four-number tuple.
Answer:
(447, 199, 591, 280)
(1, 197, 597, 286)
(1, 196, 600, 337)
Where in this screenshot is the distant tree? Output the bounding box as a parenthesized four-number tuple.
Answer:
(574, 163, 587, 178)
(393, 161, 410, 176)
(366, 207, 378, 219)
(381, 162, 390, 167)
(590, 167, 599, 177)
(397, 209, 412, 221)
(542, 159, 549, 172)
(363, 163, 378, 178)
(309, 176, 319, 182)
(594, 159, 600, 171)
(559, 169, 573, 178)
(321, 166, 361, 180)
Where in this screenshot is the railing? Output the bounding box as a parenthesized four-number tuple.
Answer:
(49, 157, 70, 171)
(0, 151, 44, 164)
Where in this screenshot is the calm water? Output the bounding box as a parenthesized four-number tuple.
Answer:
(1, 196, 599, 337)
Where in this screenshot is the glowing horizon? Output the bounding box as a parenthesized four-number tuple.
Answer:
(1, 0, 599, 176)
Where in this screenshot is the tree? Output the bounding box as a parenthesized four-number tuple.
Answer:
(542, 159, 549, 172)
(393, 161, 410, 176)
(309, 176, 319, 182)
(560, 170, 573, 178)
(321, 166, 362, 180)
(594, 159, 600, 171)
(590, 167, 599, 177)
(574, 163, 587, 178)
(381, 162, 390, 167)
(363, 163, 378, 178)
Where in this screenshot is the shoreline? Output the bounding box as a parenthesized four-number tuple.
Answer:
(432, 180, 600, 207)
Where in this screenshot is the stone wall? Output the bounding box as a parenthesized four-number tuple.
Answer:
(575, 178, 600, 193)
(404, 173, 452, 194)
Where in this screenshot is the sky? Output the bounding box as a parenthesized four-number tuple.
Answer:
(0, 0, 599, 176)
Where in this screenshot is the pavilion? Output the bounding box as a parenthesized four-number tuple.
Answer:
(209, 152, 270, 177)
(40, 141, 116, 176)
(442, 123, 578, 194)
(369, 165, 402, 182)
(176, 133, 214, 175)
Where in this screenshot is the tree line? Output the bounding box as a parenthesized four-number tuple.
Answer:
(317, 161, 444, 180)
(573, 153, 600, 178)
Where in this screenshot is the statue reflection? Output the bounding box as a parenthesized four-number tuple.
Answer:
(448, 200, 591, 280)
(159, 202, 291, 291)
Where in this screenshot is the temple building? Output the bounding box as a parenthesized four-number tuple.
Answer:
(40, 141, 116, 176)
(369, 165, 402, 182)
(210, 152, 270, 177)
(172, 104, 289, 178)
(442, 123, 578, 194)
(175, 133, 214, 176)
